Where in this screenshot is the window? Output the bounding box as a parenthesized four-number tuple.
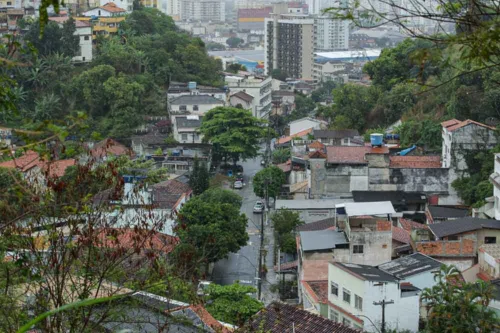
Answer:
(353, 245, 364, 254)
(485, 237, 497, 244)
(98, 10, 101, 15)
(82, 57, 86, 61)
(342, 318, 351, 327)
(181, 134, 188, 141)
(330, 282, 338, 296)
(329, 308, 339, 322)
(447, 235, 459, 241)
(355, 295, 363, 310)
(193, 105, 199, 111)
(343, 288, 351, 304)
(179, 105, 187, 111)
(84, 36, 90, 40)
(7, 1, 12, 4)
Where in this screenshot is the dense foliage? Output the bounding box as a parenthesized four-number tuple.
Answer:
(1, 8, 222, 138)
(253, 166, 286, 202)
(271, 209, 304, 253)
(189, 157, 209, 195)
(205, 283, 263, 326)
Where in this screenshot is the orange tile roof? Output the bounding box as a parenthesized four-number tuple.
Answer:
(399, 218, 429, 232)
(392, 226, 411, 244)
(301, 280, 328, 304)
(276, 160, 291, 172)
(442, 118, 496, 132)
(0, 150, 41, 172)
(100, 2, 126, 12)
(91, 138, 130, 158)
(189, 304, 231, 332)
(277, 128, 312, 145)
(326, 146, 388, 164)
(308, 141, 325, 149)
(93, 228, 179, 254)
(390, 155, 441, 168)
(309, 150, 327, 159)
(477, 272, 491, 282)
(44, 159, 76, 178)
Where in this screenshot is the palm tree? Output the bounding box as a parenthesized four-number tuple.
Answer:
(34, 93, 60, 121)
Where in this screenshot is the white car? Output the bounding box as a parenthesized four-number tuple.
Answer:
(234, 180, 243, 189)
(253, 201, 264, 213)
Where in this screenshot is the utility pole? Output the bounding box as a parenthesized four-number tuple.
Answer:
(257, 179, 269, 300)
(373, 299, 394, 333)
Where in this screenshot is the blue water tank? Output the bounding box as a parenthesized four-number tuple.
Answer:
(370, 133, 384, 146)
(188, 81, 197, 90)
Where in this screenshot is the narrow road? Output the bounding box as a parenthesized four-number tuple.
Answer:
(210, 155, 279, 304)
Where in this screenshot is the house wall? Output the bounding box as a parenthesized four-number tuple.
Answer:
(477, 229, 500, 247)
(349, 230, 392, 266)
(324, 165, 368, 195)
(436, 257, 475, 271)
(170, 101, 222, 116)
(75, 26, 93, 62)
(225, 76, 272, 119)
(401, 271, 439, 290)
(479, 250, 500, 278)
(83, 8, 115, 17)
(99, 0, 132, 11)
(290, 119, 323, 136)
(494, 155, 500, 220)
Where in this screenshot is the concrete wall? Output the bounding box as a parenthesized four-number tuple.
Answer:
(170, 102, 222, 116)
(290, 119, 322, 136)
(377, 168, 449, 193)
(477, 229, 500, 248)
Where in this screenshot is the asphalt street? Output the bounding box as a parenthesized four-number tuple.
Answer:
(210, 154, 279, 304)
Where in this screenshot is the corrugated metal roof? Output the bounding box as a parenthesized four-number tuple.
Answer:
(378, 253, 442, 278)
(344, 201, 396, 216)
(300, 229, 348, 251)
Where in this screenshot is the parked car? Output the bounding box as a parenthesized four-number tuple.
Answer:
(236, 172, 244, 182)
(234, 180, 243, 189)
(260, 160, 266, 166)
(253, 201, 264, 213)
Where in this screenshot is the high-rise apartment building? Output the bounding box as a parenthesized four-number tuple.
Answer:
(180, 0, 225, 22)
(265, 14, 315, 79)
(315, 16, 349, 51)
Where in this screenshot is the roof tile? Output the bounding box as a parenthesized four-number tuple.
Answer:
(326, 146, 389, 164)
(443, 119, 496, 132)
(392, 226, 411, 244)
(277, 128, 313, 145)
(389, 156, 441, 168)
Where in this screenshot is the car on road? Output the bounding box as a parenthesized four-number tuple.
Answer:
(236, 172, 244, 182)
(253, 201, 264, 213)
(260, 160, 265, 166)
(233, 180, 243, 189)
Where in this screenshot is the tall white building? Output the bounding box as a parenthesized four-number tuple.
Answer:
(166, 0, 180, 18)
(225, 74, 272, 119)
(315, 15, 349, 51)
(265, 14, 315, 79)
(180, 0, 225, 22)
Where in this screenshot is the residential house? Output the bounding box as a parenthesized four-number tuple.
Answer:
(271, 90, 295, 115)
(167, 81, 227, 101)
(99, 0, 132, 12)
(275, 199, 348, 223)
(478, 244, 500, 280)
(225, 74, 272, 119)
(416, 217, 500, 270)
(489, 153, 500, 220)
(82, 2, 126, 16)
(328, 262, 420, 332)
(441, 119, 498, 204)
(302, 280, 329, 317)
(169, 95, 225, 115)
(391, 225, 412, 257)
(313, 61, 350, 83)
(312, 129, 362, 146)
(290, 117, 327, 137)
(95, 291, 230, 332)
(229, 91, 254, 111)
(378, 253, 442, 290)
(246, 301, 361, 333)
(49, 17, 93, 62)
(0, 151, 76, 189)
(171, 115, 203, 144)
(87, 138, 130, 163)
(76, 15, 125, 39)
(276, 128, 314, 146)
(95, 178, 192, 236)
(352, 191, 427, 213)
(425, 205, 469, 224)
(309, 146, 448, 198)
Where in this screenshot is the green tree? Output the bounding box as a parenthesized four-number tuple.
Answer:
(198, 188, 242, 208)
(227, 63, 247, 73)
(205, 283, 263, 326)
(60, 17, 80, 58)
(397, 119, 442, 150)
(121, 8, 175, 35)
(24, 21, 79, 57)
(271, 209, 304, 253)
(189, 157, 209, 195)
(290, 94, 316, 120)
(253, 166, 285, 202)
(200, 107, 266, 164)
(272, 148, 290, 164)
(226, 37, 244, 48)
(271, 69, 288, 81)
(421, 265, 499, 332)
(175, 195, 248, 276)
(205, 42, 226, 51)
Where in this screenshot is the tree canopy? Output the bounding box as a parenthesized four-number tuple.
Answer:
(189, 157, 209, 196)
(253, 166, 286, 201)
(271, 209, 304, 253)
(200, 107, 266, 164)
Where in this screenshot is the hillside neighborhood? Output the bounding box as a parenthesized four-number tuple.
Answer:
(1, 0, 500, 332)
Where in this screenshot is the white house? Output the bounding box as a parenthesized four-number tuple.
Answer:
(289, 117, 327, 136)
(171, 115, 203, 144)
(167, 82, 227, 102)
(441, 119, 497, 205)
(82, 2, 126, 17)
(169, 95, 224, 116)
(48, 17, 93, 62)
(490, 153, 500, 220)
(225, 74, 272, 119)
(229, 91, 254, 111)
(328, 262, 420, 333)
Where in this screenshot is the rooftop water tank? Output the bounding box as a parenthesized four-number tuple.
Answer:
(188, 81, 197, 90)
(370, 133, 384, 147)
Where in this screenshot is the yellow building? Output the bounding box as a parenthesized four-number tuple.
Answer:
(75, 16, 125, 38)
(140, 0, 158, 8)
